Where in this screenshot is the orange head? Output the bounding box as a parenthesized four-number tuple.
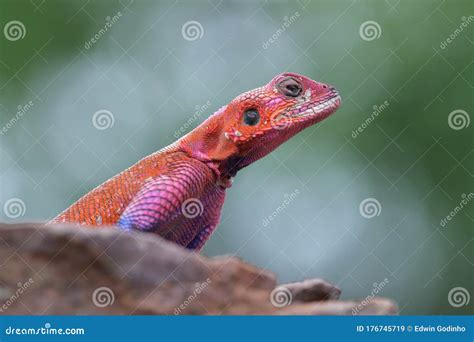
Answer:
(180, 72, 341, 179)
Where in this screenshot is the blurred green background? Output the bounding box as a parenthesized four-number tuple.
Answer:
(0, 0, 472, 315)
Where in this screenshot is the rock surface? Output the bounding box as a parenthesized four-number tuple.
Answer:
(0, 223, 398, 315)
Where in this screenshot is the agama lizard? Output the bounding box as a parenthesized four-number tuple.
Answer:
(50, 73, 341, 250)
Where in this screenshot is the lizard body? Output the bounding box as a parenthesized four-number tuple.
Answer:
(51, 72, 341, 250)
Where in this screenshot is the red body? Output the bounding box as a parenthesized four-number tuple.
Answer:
(51, 73, 341, 250)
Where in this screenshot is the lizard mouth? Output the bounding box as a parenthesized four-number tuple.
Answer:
(295, 94, 341, 119)
(271, 91, 341, 129)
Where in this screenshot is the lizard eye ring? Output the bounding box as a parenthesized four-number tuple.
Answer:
(277, 77, 303, 98)
(243, 109, 260, 126)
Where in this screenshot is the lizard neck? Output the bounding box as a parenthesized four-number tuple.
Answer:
(177, 106, 240, 188)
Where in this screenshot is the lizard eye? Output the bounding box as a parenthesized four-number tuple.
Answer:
(243, 109, 260, 126)
(277, 77, 303, 97)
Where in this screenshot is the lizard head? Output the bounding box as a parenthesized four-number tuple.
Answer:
(219, 72, 341, 176)
(180, 72, 341, 181)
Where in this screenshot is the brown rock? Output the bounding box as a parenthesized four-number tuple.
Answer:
(0, 223, 398, 315)
(279, 278, 341, 302)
